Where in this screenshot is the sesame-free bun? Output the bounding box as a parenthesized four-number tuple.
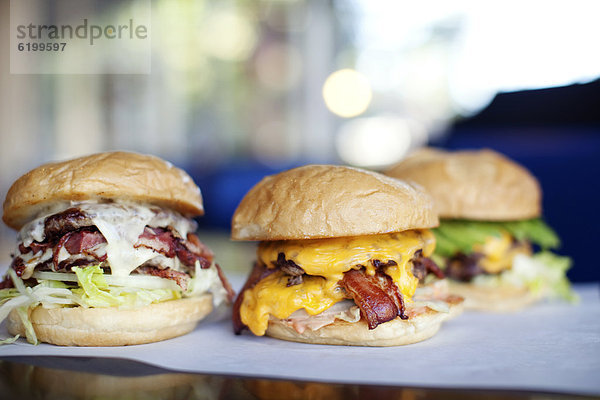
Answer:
(231, 165, 438, 241)
(447, 281, 540, 312)
(265, 296, 463, 346)
(7, 295, 212, 346)
(385, 148, 541, 221)
(3, 151, 203, 230)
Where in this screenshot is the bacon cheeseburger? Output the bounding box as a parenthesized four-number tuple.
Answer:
(231, 165, 463, 346)
(0, 152, 234, 346)
(385, 148, 575, 311)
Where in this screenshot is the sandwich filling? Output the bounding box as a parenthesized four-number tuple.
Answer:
(233, 230, 456, 336)
(432, 218, 575, 300)
(0, 201, 235, 344)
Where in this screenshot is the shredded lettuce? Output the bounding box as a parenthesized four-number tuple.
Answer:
(71, 265, 122, 307)
(0, 288, 20, 304)
(16, 306, 37, 345)
(69, 265, 181, 309)
(33, 271, 181, 290)
(1, 262, 225, 345)
(433, 218, 561, 258)
(472, 252, 577, 302)
(0, 334, 19, 345)
(0, 269, 73, 345)
(433, 219, 575, 303)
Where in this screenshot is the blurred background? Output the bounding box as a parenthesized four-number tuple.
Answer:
(1, 0, 598, 281)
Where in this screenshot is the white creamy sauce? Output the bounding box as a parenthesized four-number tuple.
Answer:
(20, 217, 46, 246)
(56, 246, 70, 264)
(16, 201, 197, 277)
(142, 254, 180, 270)
(190, 262, 228, 306)
(19, 248, 53, 279)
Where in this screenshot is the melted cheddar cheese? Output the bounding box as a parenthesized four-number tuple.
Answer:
(240, 229, 435, 336)
(473, 232, 532, 274)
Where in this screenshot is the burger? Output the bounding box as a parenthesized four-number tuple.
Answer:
(231, 165, 463, 346)
(385, 148, 574, 311)
(0, 151, 234, 346)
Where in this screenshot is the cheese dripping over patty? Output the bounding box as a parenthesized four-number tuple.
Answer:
(240, 229, 435, 336)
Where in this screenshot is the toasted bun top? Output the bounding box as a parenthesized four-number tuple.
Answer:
(385, 148, 541, 220)
(3, 151, 203, 230)
(231, 164, 438, 241)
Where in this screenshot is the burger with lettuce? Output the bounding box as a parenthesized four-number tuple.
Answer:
(385, 148, 575, 311)
(0, 151, 234, 346)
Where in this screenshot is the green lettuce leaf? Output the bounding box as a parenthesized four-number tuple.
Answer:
(0, 334, 19, 345)
(72, 265, 121, 307)
(70, 264, 181, 309)
(433, 218, 561, 258)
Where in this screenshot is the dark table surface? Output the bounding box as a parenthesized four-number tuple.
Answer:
(0, 356, 596, 400)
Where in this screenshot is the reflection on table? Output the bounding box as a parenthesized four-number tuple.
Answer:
(0, 357, 593, 400)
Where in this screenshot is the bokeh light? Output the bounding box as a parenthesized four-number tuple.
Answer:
(322, 69, 373, 118)
(335, 116, 426, 168)
(201, 8, 257, 61)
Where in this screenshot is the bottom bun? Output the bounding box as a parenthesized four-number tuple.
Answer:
(448, 281, 539, 312)
(7, 295, 213, 346)
(265, 298, 463, 347)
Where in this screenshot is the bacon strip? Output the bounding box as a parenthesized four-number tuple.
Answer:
(9, 209, 221, 293)
(10, 257, 25, 277)
(1, 257, 27, 287)
(175, 245, 211, 269)
(52, 229, 107, 270)
(53, 231, 74, 269)
(340, 269, 405, 329)
(370, 271, 408, 321)
(233, 263, 276, 334)
(137, 266, 190, 290)
(134, 227, 211, 269)
(19, 241, 53, 255)
(64, 229, 107, 260)
(215, 263, 236, 302)
(186, 233, 214, 262)
(136, 227, 177, 257)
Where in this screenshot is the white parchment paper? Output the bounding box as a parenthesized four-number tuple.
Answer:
(1, 279, 599, 395)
